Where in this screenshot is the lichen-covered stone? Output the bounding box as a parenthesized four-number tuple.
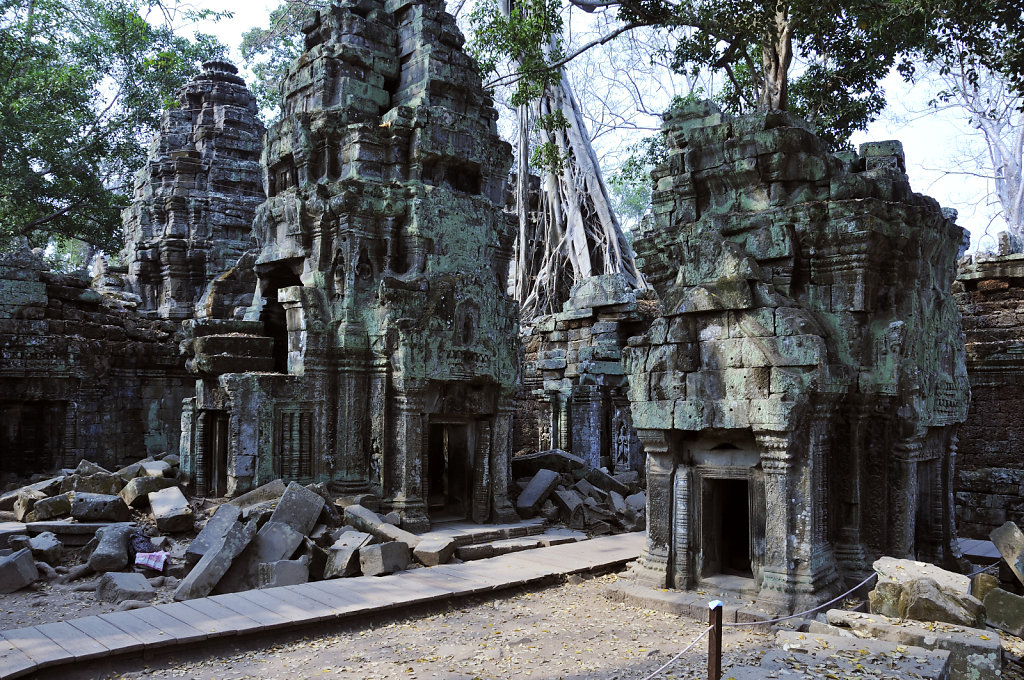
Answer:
(624, 100, 970, 614)
(178, 0, 518, 530)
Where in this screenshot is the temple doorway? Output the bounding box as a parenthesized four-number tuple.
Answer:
(427, 422, 472, 520)
(702, 477, 753, 578)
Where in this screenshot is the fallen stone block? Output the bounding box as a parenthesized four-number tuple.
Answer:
(873, 556, 970, 594)
(985, 587, 1024, 636)
(625, 492, 646, 512)
(0, 548, 38, 593)
(31, 493, 72, 520)
(186, 504, 241, 568)
(173, 519, 257, 601)
(141, 460, 172, 477)
(344, 504, 421, 548)
(324, 531, 373, 578)
(61, 471, 124, 495)
(612, 470, 640, 488)
(216, 520, 304, 593)
(824, 608, 1001, 680)
(267, 482, 325, 536)
(13, 490, 46, 522)
(149, 486, 194, 533)
(516, 469, 560, 518)
(359, 541, 410, 576)
(28, 532, 63, 565)
(120, 476, 177, 507)
(869, 580, 903, 618)
(899, 577, 984, 628)
(608, 490, 628, 514)
(75, 460, 110, 476)
(87, 523, 133, 572)
(227, 479, 286, 510)
(413, 535, 456, 567)
(573, 479, 607, 502)
(991, 521, 1024, 588)
(333, 493, 379, 512)
(971, 572, 1000, 603)
(257, 556, 309, 588)
(96, 572, 156, 603)
(71, 492, 131, 522)
(584, 468, 630, 496)
(0, 476, 64, 511)
(511, 449, 585, 477)
(115, 462, 144, 482)
(162, 454, 180, 467)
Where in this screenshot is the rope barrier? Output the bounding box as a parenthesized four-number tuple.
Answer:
(639, 625, 713, 680)
(968, 560, 1001, 577)
(724, 571, 879, 628)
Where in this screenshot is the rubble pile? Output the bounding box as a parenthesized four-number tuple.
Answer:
(510, 449, 646, 534)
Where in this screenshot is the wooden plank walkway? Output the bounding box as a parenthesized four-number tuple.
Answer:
(0, 531, 643, 679)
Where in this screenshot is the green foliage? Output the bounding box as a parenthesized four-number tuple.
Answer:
(608, 125, 670, 227)
(0, 0, 226, 253)
(240, 0, 327, 119)
(467, 0, 564, 106)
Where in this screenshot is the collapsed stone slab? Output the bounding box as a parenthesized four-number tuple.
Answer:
(516, 469, 560, 518)
(149, 486, 194, 533)
(412, 535, 457, 567)
(267, 482, 325, 536)
(257, 556, 309, 588)
(343, 505, 421, 549)
(87, 523, 133, 572)
(990, 520, 1024, 588)
(96, 572, 156, 603)
(359, 542, 409, 577)
(120, 476, 177, 508)
(984, 587, 1024, 637)
(173, 519, 257, 601)
(186, 504, 241, 568)
(216, 520, 304, 593)
(0, 548, 38, 593)
(324, 531, 373, 578)
(71, 492, 131, 522)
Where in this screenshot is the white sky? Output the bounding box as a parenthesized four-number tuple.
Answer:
(187, 1, 999, 252)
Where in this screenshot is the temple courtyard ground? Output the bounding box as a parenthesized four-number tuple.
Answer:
(33, 571, 775, 680)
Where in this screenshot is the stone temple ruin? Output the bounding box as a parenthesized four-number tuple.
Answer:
(178, 0, 519, 531)
(1, 0, 1014, 621)
(622, 102, 969, 611)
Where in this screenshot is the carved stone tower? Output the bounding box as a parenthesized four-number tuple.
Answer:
(121, 60, 264, 319)
(180, 0, 519, 530)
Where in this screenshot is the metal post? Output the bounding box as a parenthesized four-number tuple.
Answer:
(708, 600, 723, 680)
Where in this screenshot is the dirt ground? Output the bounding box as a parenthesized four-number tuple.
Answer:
(31, 571, 777, 680)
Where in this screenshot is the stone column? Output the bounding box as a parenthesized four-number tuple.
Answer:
(890, 433, 923, 559)
(159, 239, 191, 319)
(490, 405, 519, 523)
(635, 429, 673, 588)
(756, 433, 796, 613)
(332, 316, 371, 494)
(389, 392, 429, 532)
(671, 465, 693, 589)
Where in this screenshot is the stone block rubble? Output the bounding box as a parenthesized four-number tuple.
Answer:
(509, 456, 646, 534)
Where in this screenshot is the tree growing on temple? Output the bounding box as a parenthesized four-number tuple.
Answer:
(0, 0, 226, 255)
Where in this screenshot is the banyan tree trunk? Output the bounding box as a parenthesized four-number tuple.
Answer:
(505, 32, 644, 319)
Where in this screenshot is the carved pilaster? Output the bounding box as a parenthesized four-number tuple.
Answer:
(891, 433, 924, 558)
(490, 405, 519, 523)
(635, 429, 672, 588)
(756, 433, 795, 612)
(389, 392, 428, 531)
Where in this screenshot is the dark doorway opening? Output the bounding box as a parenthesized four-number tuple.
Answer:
(704, 477, 753, 577)
(258, 265, 302, 373)
(0, 401, 63, 475)
(427, 422, 471, 520)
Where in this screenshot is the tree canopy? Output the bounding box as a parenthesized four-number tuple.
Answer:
(470, 0, 1024, 151)
(0, 0, 226, 253)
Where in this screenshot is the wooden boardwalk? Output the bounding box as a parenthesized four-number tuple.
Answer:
(0, 531, 643, 679)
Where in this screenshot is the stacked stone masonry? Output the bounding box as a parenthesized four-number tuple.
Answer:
(623, 101, 970, 613)
(954, 247, 1024, 539)
(119, 60, 265, 320)
(516, 273, 647, 473)
(179, 0, 519, 531)
(0, 247, 190, 477)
